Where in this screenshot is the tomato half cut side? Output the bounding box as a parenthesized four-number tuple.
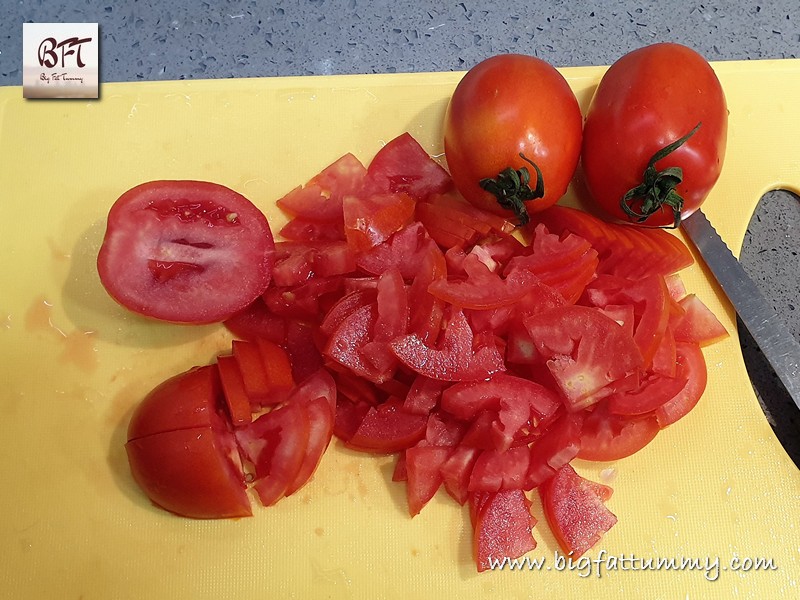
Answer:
(98, 180, 275, 323)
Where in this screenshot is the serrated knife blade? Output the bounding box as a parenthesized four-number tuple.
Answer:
(681, 209, 800, 411)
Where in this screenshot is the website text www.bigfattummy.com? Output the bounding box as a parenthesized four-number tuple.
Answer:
(488, 550, 778, 581)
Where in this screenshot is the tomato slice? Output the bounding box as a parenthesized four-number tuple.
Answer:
(655, 342, 708, 428)
(126, 426, 251, 519)
(391, 308, 505, 382)
(524, 305, 643, 410)
(405, 444, 451, 516)
(365, 132, 453, 201)
(671, 294, 729, 346)
(98, 180, 275, 323)
(285, 396, 335, 496)
(540, 464, 617, 558)
(472, 490, 537, 572)
(216, 355, 252, 426)
(235, 402, 310, 507)
(534, 205, 693, 279)
(508, 224, 598, 304)
(578, 403, 660, 461)
(346, 399, 428, 453)
(224, 297, 287, 344)
(607, 373, 688, 416)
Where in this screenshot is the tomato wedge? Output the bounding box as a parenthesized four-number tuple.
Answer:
(472, 490, 537, 572)
(540, 464, 617, 558)
(98, 180, 275, 323)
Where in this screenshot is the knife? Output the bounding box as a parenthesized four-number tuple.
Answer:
(681, 209, 800, 411)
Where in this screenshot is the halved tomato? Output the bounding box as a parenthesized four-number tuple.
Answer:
(98, 180, 275, 323)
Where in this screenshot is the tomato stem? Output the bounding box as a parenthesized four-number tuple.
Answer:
(479, 153, 544, 226)
(620, 122, 701, 228)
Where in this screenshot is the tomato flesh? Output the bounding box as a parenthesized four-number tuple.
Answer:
(540, 464, 617, 558)
(98, 180, 275, 323)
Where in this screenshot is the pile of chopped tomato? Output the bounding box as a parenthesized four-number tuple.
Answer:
(125, 132, 728, 572)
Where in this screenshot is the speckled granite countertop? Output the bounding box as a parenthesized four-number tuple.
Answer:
(1, 1, 797, 460)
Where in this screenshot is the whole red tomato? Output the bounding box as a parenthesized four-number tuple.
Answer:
(581, 43, 728, 227)
(443, 54, 583, 225)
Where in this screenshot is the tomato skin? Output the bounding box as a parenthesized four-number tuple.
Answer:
(582, 43, 728, 226)
(98, 180, 275, 323)
(444, 54, 583, 220)
(127, 365, 226, 441)
(126, 427, 252, 519)
(125, 365, 252, 519)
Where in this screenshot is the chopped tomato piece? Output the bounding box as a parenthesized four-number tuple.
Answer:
(655, 342, 708, 428)
(526, 412, 582, 488)
(441, 445, 481, 505)
(671, 294, 729, 346)
(405, 444, 452, 516)
(346, 399, 428, 453)
(578, 403, 660, 461)
(216, 355, 252, 426)
(365, 132, 453, 201)
(235, 402, 310, 507)
(524, 305, 643, 410)
(469, 446, 530, 492)
(391, 308, 505, 382)
(224, 297, 287, 344)
(539, 464, 617, 558)
(472, 490, 537, 572)
(343, 193, 416, 252)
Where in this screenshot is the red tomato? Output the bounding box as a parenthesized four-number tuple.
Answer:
(126, 427, 251, 519)
(582, 43, 728, 226)
(98, 180, 275, 323)
(578, 403, 660, 461)
(539, 464, 617, 558)
(365, 132, 453, 201)
(125, 365, 252, 518)
(405, 444, 451, 516)
(523, 305, 643, 410)
(655, 342, 708, 428)
(671, 294, 729, 346)
(127, 365, 227, 440)
(534, 205, 694, 279)
(472, 489, 537, 572)
(444, 54, 583, 225)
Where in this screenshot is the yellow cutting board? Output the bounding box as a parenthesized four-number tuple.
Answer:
(1, 59, 798, 600)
